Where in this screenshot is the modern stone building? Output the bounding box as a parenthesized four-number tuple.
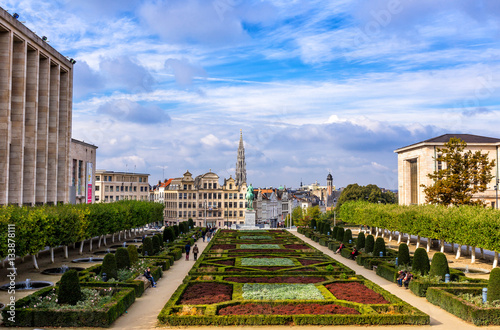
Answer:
(69, 139, 97, 204)
(0, 8, 74, 205)
(95, 170, 150, 203)
(395, 134, 500, 207)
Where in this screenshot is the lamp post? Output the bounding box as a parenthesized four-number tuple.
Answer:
(495, 178, 499, 210)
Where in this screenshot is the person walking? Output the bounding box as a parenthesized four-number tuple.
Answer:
(185, 242, 191, 261)
(193, 244, 199, 261)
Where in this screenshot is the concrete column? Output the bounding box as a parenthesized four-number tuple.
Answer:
(23, 46, 39, 206)
(46, 62, 60, 204)
(36, 56, 50, 204)
(0, 28, 12, 205)
(57, 69, 70, 203)
(8, 37, 26, 205)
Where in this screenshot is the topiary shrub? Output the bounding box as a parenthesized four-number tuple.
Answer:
(373, 237, 386, 256)
(143, 237, 154, 256)
(336, 227, 345, 242)
(115, 247, 131, 270)
(343, 229, 353, 243)
(332, 226, 339, 239)
(487, 267, 500, 302)
(310, 219, 317, 230)
(152, 234, 161, 254)
(101, 253, 118, 280)
(356, 232, 365, 249)
(397, 243, 410, 266)
(324, 224, 332, 235)
(365, 235, 375, 253)
(429, 252, 449, 281)
(412, 248, 430, 276)
(164, 226, 175, 243)
(58, 269, 82, 305)
(127, 244, 139, 265)
(188, 218, 194, 229)
(172, 225, 180, 237)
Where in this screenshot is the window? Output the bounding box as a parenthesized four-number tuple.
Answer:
(229, 184, 232, 189)
(224, 193, 228, 199)
(105, 186, 109, 192)
(95, 196, 100, 201)
(184, 193, 187, 199)
(239, 202, 243, 208)
(234, 193, 237, 199)
(139, 177, 143, 182)
(116, 196, 119, 201)
(178, 212, 182, 218)
(179, 193, 183, 199)
(140, 187, 143, 192)
(225, 202, 228, 208)
(110, 196, 114, 201)
(184, 184, 187, 190)
(96, 176, 100, 181)
(409, 159, 418, 204)
(240, 194, 243, 199)
(134, 186, 137, 192)
(121, 186, 124, 192)
(208, 193, 212, 199)
(116, 186, 119, 191)
(239, 211, 243, 217)
(110, 186, 113, 192)
(95, 186, 100, 191)
(204, 183, 207, 189)
(218, 193, 221, 199)
(105, 196, 108, 201)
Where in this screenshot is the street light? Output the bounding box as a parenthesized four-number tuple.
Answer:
(495, 178, 499, 210)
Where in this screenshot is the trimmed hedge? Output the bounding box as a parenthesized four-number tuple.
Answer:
(365, 235, 374, 253)
(429, 252, 449, 281)
(373, 237, 386, 257)
(1, 286, 135, 327)
(116, 247, 131, 270)
(343, 229, 352, 244)
(426, 287, 500, 326)
(143, 237, 154, 256)
(58, 269, 82, 305)
(397, 243, 410, 266)
(412, 248, 430, 276)
(101, 253, 118, 280)
(356, 232, 365, 249)
(487, 268, 500, 302)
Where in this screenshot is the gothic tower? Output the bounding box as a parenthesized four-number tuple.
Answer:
(327, 172, 333, 196)
(235, 130, 247, 186)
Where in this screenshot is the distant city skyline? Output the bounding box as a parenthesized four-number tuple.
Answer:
(6, 1, 500, 189)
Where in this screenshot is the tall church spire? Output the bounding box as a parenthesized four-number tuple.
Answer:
(235, 129, 247, 187)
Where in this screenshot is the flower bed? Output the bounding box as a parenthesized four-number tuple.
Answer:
(325, 282, 389, 304)
(242, 283, 324, 300)
(218, 302, 359, 315)
(239, 235, 272, 240)
(298, 258, 325, 266)
(211, 244, 236, 250)
(284, 244, 310, 250)
(224, 276, 326, 284)
(241, 258, 295, 267)
(240, 244, 281, 249)
(179, 282, 232, 305)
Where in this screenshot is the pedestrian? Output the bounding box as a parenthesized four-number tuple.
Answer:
(202, 230, 206, 242)
(193, 244, 199, 261)
(396, 270, 406, 287)
(185, 242, 191, 261)
(350, 247, 359, 260)
(207, 231, 211, 242)
(403, 272, 413, 289)
(144, 267, 156, 287)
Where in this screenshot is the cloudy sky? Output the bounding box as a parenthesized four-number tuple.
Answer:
(5, 0, 500, 190)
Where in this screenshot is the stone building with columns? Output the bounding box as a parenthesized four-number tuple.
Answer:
(395, 134, 500, 208)
(0, 7, 75, 205)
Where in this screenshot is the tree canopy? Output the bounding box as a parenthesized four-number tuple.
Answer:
(336, 183, 396, 209)
(422, 137, 495, 206)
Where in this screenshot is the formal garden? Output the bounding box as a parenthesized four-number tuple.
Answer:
(158, 229, 430, 326)
(299, 208, 500, 326)
(0, 201, 204, 327)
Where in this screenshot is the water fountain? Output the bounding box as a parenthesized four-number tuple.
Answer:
(42, 264, 85, 275)
(0, 279, 53, 291)
(71, 256, 103, 263)
(93, 248, 116, 255)
(465, 265, 469, 273)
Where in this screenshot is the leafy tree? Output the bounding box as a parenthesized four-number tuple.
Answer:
(422, 137, 495, 206)
(306, 206, 321, 223)
(58, 269, 82, 305)
(337, 184, 396, 209)
(291, 206, 305, 226)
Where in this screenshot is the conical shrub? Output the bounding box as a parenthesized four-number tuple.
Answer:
(429, 252, 449, 281)
(101, 253, 118, 280)
(365, 235, 375, 253)
(487, 268, 500, 302)
(356, 232, 365, 249)
(397, 243, 410, 266)
(336, 227, 345, 242)
(172, 225, 180, 237)
(152, 235, 161, 254)
(412, 248, 430, 276)
(343, 229, 353, 244)
(58, 269, 82, 305)
(115, 247, 130, 270)
(373, 237, 386, 256)
(143, 237, 154, 256)
(164, 227, 175, 243)
(188, 218, 194, 229)
(127, 244, 139, 265)
(332, 226, 339, 239)
(310, 219, 317, 230)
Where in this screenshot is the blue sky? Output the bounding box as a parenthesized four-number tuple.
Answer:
(5, 0, 500, 189)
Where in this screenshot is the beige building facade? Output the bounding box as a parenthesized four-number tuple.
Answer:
(161, 170, 248, 227)
(0, 8, 74, 205)
(95, 170, 150, 203)
(69, 139, 97, 204)
(395, 134, 500, 207)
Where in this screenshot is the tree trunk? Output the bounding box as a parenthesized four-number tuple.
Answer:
(426, 238, 431, 252)
(64, 246, 69, 259)
(406, 234, 411, 245)
(416, 236, 420, 249)
(471, 247, 476, 264)
(112, 233, 115, 243)
(103, 235, 107, 246)
(494, 252, 499, 268)
(375, 227, 379, 239)
(466, 245, 470, 256)
(98, 236, 102, 249)
(397, 233, 402, 244)
(456, 245, 462, 259)
(451, 243, 455, 253)
(440, 239, 445, 253)
(32, 254, 39, 269)
(79, 240, 85, 255)
(481, 248, 484, 259)
(89, 237, 93, 252)
(50, 247, 55, 263)
(388, 231, 393, 242)
(118, 231, 122, 241)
